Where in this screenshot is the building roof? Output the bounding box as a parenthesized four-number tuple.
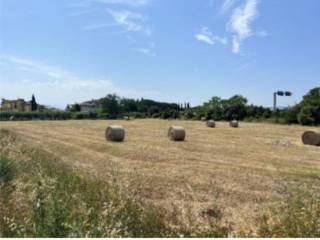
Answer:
(2, 98, 30, 104)
(79, 100, 100, 107)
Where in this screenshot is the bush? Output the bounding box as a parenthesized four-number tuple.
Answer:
(183, 110, 195, 120)
(0, 111, 72, 121)
(161, 109, 180, 119)
(0, 155, 18, 237)
(72, 112, 89, 120)
(132, 112, 146, 119)
(279, 106, 300, 124)
(0, 155, 17, 185)
(152, 113, 161, 118)
(298, 106, 318, 125)
(97, 113, 110, 119)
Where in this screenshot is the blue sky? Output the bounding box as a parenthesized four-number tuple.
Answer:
(0, 0, 319, 108)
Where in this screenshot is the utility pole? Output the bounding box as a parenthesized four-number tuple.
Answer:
(273, 92, 277, 112)
(273, 91, 292, 111)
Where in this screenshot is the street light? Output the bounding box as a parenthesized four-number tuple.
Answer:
(273, 90, 292, 111)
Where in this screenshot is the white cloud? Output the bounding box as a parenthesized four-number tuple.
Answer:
(256, 30, 268, 37)
(83, 22, 118, 30)
(195, 27, 227, 45)
(69, 0, 151, 8)
(232, 36, 240, 53)
(0, 54, 74, 79)
(221, 0, 239, 13)
(83, 9, 152, 35)
(196, 33, 214, 45)
(107, 9, 152, 35)
(132, 47, 156, 56)
(69, 8, 97, 17)
(228, 0, 259, 53)
(70, 0, 152, 36)
(0, 54, 160, 108)
(92, 0, 151, 7)
(132, 41, 156, 56)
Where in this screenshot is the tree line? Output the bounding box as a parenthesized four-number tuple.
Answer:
(1, 87, 319, 125)
(187, 87, 319, 125)
(66, 87, 319, 125)
(66, 94, 189, 120)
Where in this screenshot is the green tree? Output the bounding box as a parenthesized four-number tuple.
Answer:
(31, 94, 38, 111)
(148, 106, 160, 116)
(298, 106, 318, 125)
(121, 98, 138, 112)
(222, 95, 248, 120)
(203, 97, 223, 120)
(300, 87, 320, 107)
(101, 94, 122, 119)
(66, 104, 81, 112)
(297, 87, 320, 125)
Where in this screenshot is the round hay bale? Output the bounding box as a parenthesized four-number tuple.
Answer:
(302, 131, 320, 146)
(207, 120, 216, 128)
(123, 116, 130, 121)
(9, 116, 15, 121)
(168, 126, 186, 141)
(105, 125, 125, 142)
(229, 120, 239, 128)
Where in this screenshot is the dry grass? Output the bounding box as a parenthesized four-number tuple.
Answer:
(1, 119, 320, 231)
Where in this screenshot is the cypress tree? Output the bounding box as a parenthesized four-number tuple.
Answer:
(31, 94, 38, 111)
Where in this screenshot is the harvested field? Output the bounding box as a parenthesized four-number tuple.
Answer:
(1, 119, 320, 230)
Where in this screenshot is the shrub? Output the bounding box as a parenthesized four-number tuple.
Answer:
(298, 106, 318, 125)
(0, 155, 18, 237)
(161, 109, 180, 119)
(0, 111, 72, 121)
(0, 155, 17, 185)
(152, 113, 161, 118)
(279, 106, 300, 124)
(132, 112, 145, 119)
(0, 155, 17, 205)
(183, 110, 195, 120)
(97, 113, 110, 119)
(72, 112, 87, 120)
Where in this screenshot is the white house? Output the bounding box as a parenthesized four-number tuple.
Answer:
(79, 100, 100, 113)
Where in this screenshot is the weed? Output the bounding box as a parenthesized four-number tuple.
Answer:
(256, 189, 320, 237)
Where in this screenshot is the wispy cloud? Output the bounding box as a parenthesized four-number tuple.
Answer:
(69, 0, 151, 8)
(0, 54, 74, 79)
(83, 22, 118, 31)
(92, 0, 151, 7)
(227, 0, 259, 53)
(69, 8, 97, 17)
(195, 27, 227, 45)
(107, 9, 152, 35)
(132, 42, 156, 56)
(221, 0, 239, 13)
(70, 0, 152, 36)
(133, 47, 155, 56)
(0, 54, 160, 107)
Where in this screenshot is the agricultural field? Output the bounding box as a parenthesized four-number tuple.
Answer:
(1, 119, 320, 235)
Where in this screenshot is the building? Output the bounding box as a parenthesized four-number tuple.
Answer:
(79, 100, 101, 113)
(1, 98, 32, 112)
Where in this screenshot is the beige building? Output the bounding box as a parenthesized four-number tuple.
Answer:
(1, 98, 32, 112)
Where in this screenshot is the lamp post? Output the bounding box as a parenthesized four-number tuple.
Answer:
(273, 91, 292, 112)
